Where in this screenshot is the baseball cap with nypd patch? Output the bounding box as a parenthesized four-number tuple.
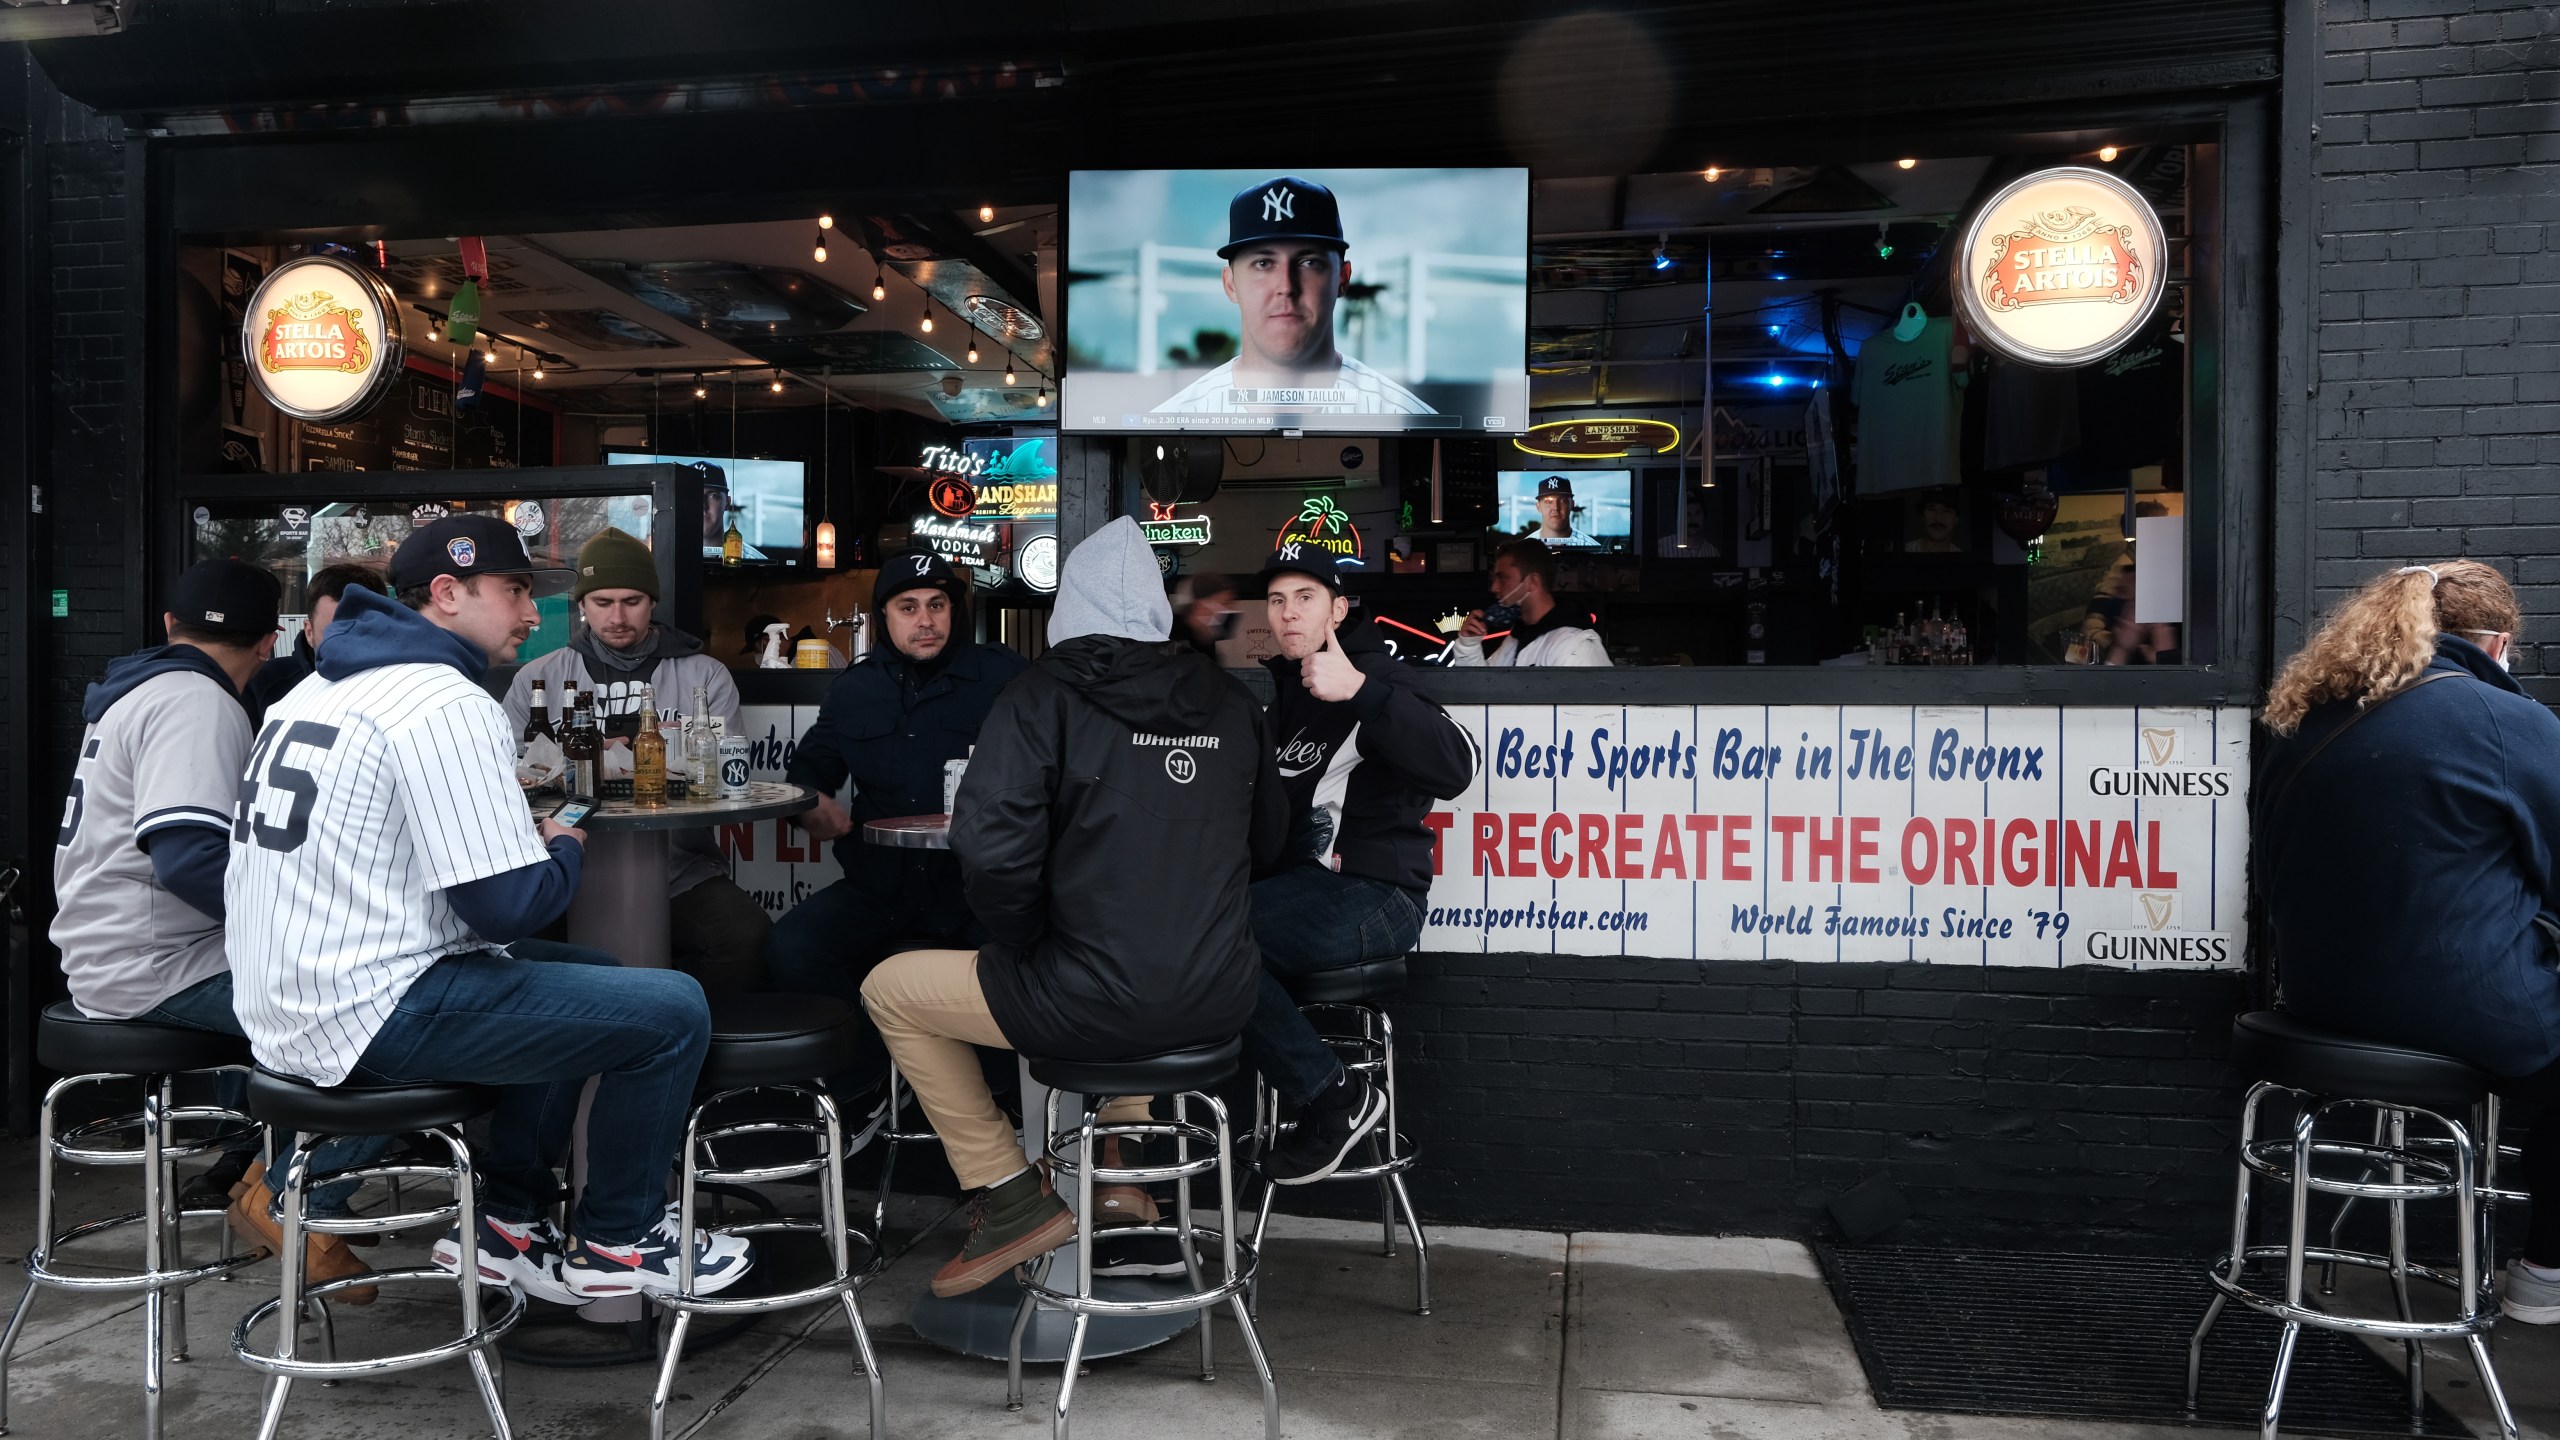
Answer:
(168, 557, 283, 638)
(389, 513, 573, 597)
(1218, 176, 1348, 260)
(1257, 540, 1344, 595)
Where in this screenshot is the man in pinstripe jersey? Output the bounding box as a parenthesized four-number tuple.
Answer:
(226, 516, 750, 1303)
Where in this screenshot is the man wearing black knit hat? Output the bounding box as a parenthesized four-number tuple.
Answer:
(766, 550, 1027, 1104)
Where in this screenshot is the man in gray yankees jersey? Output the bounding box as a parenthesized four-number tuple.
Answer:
(52, 557, 389, 1298)
(1150, 175, 1434, 418)
(226, 514, 751, 1303)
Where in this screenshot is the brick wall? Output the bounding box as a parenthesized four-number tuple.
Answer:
(2314, 0, 2560, 703)
(1348, 957, 2246, 1250)
(33, 71, 138, 851)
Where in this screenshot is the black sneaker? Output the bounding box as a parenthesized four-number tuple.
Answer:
(1265, 1078, 1386, 1186)
(1091, 1233, 1195, 1278)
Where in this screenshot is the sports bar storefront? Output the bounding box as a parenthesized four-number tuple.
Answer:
(8, 0, 2319, 1250)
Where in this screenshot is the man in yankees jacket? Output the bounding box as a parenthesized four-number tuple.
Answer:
(1252, 543, 1478, 1182)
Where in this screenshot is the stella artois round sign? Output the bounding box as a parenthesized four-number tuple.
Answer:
(241, 254, 406, 422)
(1954, 166, 2167, 369)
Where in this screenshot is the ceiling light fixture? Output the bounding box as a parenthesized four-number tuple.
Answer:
(1701, 166, 1721, 182)
(532, 365, 546, 381)
(693, 373, 708, 400)
(1651, 235, 1673, 272)
(769, 376, 785, 394)
(1874, 223, 1895, 259)
(2098, 145, 2120, 163)
(815, 364, 837, 570)
(1897, 158, 1918, 170)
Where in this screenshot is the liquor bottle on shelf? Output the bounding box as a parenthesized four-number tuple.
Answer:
(721, 506, 745, 568)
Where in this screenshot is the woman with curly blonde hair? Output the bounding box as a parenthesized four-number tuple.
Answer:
(2255, 559, 2560, 1322)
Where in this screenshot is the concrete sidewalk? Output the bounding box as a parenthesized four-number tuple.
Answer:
(1, 1137, 2556, 1439)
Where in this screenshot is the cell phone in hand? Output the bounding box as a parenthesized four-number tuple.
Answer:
(550, 798, 597, 827)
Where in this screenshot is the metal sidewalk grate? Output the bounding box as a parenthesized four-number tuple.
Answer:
(1819, 1246, 2474, 1437)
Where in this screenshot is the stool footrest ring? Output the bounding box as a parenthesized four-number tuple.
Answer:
(2208, 1246, 2494, 1341)
(231, 1267, 525, 1379)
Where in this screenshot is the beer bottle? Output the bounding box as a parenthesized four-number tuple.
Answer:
(721, 505, 745, 568)
(563, 688, 600, 798)
(523, 679, 554, 745)
(687, 684, 716, 792)
(632, 684, 668, 807)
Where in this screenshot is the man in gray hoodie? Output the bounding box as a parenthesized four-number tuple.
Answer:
(861, 518, 1287, 1297)
(503, 527, 767, 994)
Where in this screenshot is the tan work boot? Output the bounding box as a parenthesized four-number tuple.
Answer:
(227, 1160, 378, 1306)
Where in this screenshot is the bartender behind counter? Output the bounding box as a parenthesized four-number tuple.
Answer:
(767, 550, 1028, 1096)
(503, 528, 768, 995)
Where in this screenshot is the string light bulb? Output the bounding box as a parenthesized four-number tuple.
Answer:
(532, 365, 546, 381)
(919, 301, 934, 334)
(769, 376, 785, 394)
(966, 339, 980, 365)
(1035, 379, 1050, 408)
(1004, 357, 1018, 386)
(692, 374, 708, 400)
(1896, 158, 1917, 170)
(1701, 166, 1721, 182)
(978, 203, 994, 223)
(813, 233, 828, 263)
(871, 260, 887, 303)
(2098, 145, 2120, 163)
(818, 213, 834, 230)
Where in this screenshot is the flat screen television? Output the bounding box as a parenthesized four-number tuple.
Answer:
(607, 451, 804, 564)
(1496, 470, 1633, 552)
(1063, 168, 1530, 435)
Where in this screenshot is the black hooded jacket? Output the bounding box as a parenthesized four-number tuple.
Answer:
(959, 636, 1288, 1061)
(1261, 619, 1480, 893)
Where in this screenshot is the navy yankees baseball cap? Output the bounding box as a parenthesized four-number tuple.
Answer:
(168, 558, 283, 638)
(1258, 541, 1344, 595)
(390, 514, 573, 597)
(1218, 176, 1348, 260)
(1536, 475, 1575, 498)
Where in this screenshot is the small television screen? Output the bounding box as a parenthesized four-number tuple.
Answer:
(1064, 168, 1529, 435)
(607, 452, 804, 564)
(1496, 470, 1633, 552)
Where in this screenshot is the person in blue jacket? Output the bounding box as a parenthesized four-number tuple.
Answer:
(2256, 559, 2560, 1325)
(766, 549, 1027, 1099)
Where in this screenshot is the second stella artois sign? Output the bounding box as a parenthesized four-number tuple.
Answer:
(241, 254, 407, 423)
(1955, 166, 2167, 369)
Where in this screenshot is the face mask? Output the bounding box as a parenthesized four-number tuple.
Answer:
(1483, 580, 1531, 632)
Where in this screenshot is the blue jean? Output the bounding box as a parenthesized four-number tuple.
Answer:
(764, 878, 986, 1095)
(1242, 866, 1424, 1105)
(341, 940, 707, 1246)
(141, 971, 388, 1217)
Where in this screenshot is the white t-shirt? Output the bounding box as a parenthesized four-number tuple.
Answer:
(226, 661, 549, 1084)
(1152, 354, 1433, 416)
(51, 670, 249, 1019)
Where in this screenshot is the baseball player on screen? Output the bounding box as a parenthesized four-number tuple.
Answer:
(1152, 175, 1435, 418)
(225, 514, 751, 1302)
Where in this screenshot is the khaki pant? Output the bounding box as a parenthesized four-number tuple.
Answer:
(860, 949, 1146, 1192)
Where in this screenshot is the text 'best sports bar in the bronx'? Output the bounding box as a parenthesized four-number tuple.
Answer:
(4, 2, 2558, 1437)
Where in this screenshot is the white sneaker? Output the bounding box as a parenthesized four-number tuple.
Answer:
(432, 1214, 586, 1306)
(2503, 1258, 2560, 1323)
(561, 1204, 754, 1299)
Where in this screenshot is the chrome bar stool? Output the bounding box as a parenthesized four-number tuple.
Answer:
(1249, 956, 1432, 1315)
(1007, 1038, 1278, 1440)
(0, 1004, 263, 1440)
(2189, 1011, 2520, 1440)
(231, 1070, 521, 1440)
(650, 995, 884, 1440)
(870, 1060, 946, 1257)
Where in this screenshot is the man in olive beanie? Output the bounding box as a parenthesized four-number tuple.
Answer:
(503, 527, 770, 993)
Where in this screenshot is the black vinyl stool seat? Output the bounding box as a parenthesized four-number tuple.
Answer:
(1278, 957, 1407, 1008)
(1007, 1035, 1279, 1440)
(648, 993, 882, 1440)
(2190, 1010, 2521, 1440)
(230, 1069, 521, 1440)
(1023, 1038, 1241, 1098)
(2, 1006, 264, 1440)
(697, 993, 864, 1092)
(38, 1002, 252, 1078)
(1250, 954, 1434, 1317)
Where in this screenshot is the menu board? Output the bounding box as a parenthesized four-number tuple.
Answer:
(294, 359, 555, 473)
